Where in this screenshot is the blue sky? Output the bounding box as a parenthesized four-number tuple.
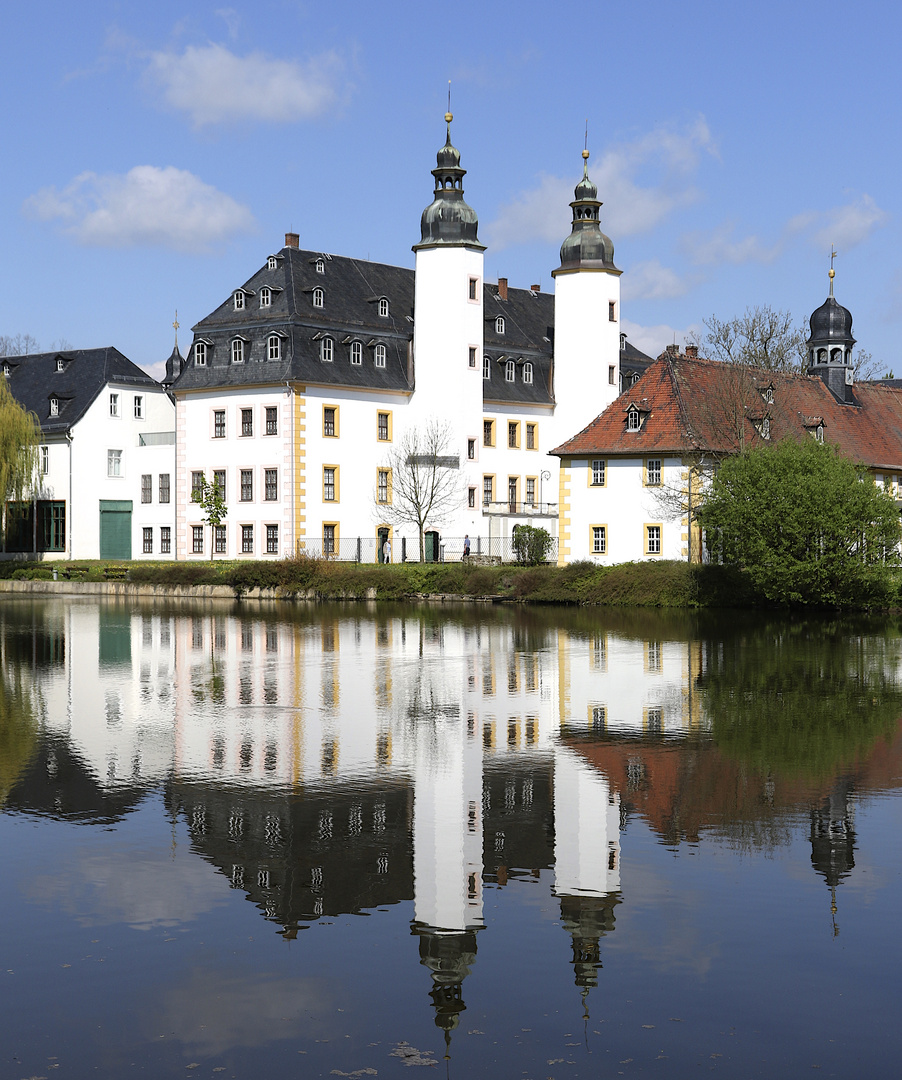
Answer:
(1, 0, 898, 377)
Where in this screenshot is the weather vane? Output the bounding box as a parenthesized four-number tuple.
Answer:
(173, 310, 179, 349)
(829, 245, 838, 296)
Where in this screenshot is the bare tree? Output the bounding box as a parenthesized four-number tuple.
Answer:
(0, 334, 40, 357)
(701, 307, 807, 373)
(375, 418, 462, 561)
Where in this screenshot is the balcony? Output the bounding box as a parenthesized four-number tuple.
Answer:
(482, 500, 558, 518)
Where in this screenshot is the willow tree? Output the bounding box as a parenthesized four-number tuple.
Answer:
(0, 377, 40, 541)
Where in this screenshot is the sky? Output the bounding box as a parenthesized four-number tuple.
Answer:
(1, 0, 899, 379)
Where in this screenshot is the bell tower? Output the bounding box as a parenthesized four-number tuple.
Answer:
(807, 251, 856, 404)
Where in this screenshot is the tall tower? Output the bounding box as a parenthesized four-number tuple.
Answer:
(551, 150, 622, 437)
(410, 113, 485, 478)
(807, 257, 857, 404)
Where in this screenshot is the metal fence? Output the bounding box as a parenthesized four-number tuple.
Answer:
(295, 534, 558, 564)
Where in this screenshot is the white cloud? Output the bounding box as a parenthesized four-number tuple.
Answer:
(216, 8, 241, 39)
(621, 259, 693, 301)
(486, 116, 715, 250)
(621, 317, 701, 361)
(684, 222, 782, 266)
(24, 165, 256, 251)
(146, 43, 345, 126)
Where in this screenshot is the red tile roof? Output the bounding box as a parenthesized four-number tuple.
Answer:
(552, 355, 902, 471)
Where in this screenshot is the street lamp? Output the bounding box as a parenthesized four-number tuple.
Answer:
(540, 470, 551, 510)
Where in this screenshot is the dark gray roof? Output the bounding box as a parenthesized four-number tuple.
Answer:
(4, 347, 160, 435)
(621, 337, 653, 367)
(483, 283, 554, 406)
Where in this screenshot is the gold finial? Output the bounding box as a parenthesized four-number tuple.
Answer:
(445, 81, 452, 125)
(582, 122, 590, 175)
(172, 310, 179, 349)
(829, 245, 837, 296)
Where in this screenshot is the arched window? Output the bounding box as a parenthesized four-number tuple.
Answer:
(374, 344, 386, 368)
(321, 337, 333, 362)
(268, 335, 281, 361)
(232, 339, 244, 364)
(49, 396, 59, 417)
(260, 287, 271, 308)
(817, 348, 827, 364)
(194, 342, 207, 366)
(313, 287, 324, 308)
(315, 258, 325, 274)
(234, 291, 245, 311)
(268, 256, 278, 270)
(378, 298, 389, 317)
(505, 360, 515, 382)
(495, 316, 505, 334)
(831, 348, 843, 363)
(350, 342, 362, 365)
(523, 362, 533, 385)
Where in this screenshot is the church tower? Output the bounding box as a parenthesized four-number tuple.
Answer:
(807, 258, 857, 404)
(551, 150, 622, 437)
(410, 112, 485, 466)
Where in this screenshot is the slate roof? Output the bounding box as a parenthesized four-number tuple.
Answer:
(4, 347, 160, 436)
(552, 353, 902, 472)
(172, 244, 555, 405)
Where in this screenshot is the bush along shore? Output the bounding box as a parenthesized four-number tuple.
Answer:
(0, 556, 785, 607)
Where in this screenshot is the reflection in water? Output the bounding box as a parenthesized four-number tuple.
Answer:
(1, 599, 902, 1073)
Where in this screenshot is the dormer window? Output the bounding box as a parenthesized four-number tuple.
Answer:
(505, 360, 515, 383)
(232, 338, 245, 364)
(49, 396, 59, 417)
(350, 341, 362, 365)
(321, 337, 333, 362)
(816, 424, 824, 442)
(313, 287, 324, 309)
(523, 362, 533, 385)
(3, 364, 9, 377)
(194, 342, 207, 366)
(378, 298, 389, 318)
(268, 335, 281, 361)
(762, 386, 774, 404)
(56, 358, 65, 372)
(495, 316, 505, 334)
(761, 418, 771, 439)
(268, 256, 278, 271)
(315, 258, 325, 274)
(620, 332, 627, 350)
(374, 344, 386, 368)
(260, 287, 271, 307)
(627, 407, 642, 432)
(234, 291, 245, 311)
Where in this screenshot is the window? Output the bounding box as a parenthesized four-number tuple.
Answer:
(268, 256, 278, 271)
(321, 336, 333, 362)
(378, 298, 389, 317)
(526, 423, 536, 450)
(192, 526, 204, 554)
(134, 395, 143, 419)
(508, 421, 519, 448)
(609, 365, 616, 385)
(234, 291, 245, 310)
(483, 419, 494, 447)
(508, 477, 518, 510)
(213, 470, 226, 497)
(242, 525, 254, 553)
(505, 360, 515, 382)
(266, 524, 279, 553)
(241, 408, 253, 437)
(591, 459, 605, 486)
(324, 406, 337, 437)
(240, 470, 253, 501)
(109, 393, 119, 417)
(645, 524, 662, 555)
(143, 528, 153, 554)
(323, 524, 336, 554)
(483, 476, 494, 505)
(468, 277, 478, 301)
(377, 411, 390, 441)
(50, 396, 59, 417)
(160, 526, 171, 554)
(467, 438, 475, 460)
(495, 316, 505, 334)
(646, 459, 661, 486)
(141, 474, 152, 503)
(377, 468, 391, 504)
(350, 341, 362, 365)
(159, 473, 170, 503)
(315, 258, 325, 274)
(631, 373, 640, 386)
(523, 362, 533, 385)
(592, 526, 606, 554)
(313, 287, 324, 308)
(609, 301, 616, 321)
(483, 355, 490, 380)
(194, 342, 207, 366)
(323, 466, 337, 502)
(56, 358, 65, 372)
(260, 286, 271, 307)
(526, 477, 536, 505)
(627, 409, 641, 432)
(264, 468, 278, 501)
(469, 346, 477, 368)
(191, 471, 204, 499)
(763, 386, 774, 404)
(232, 338, 244, 364)
(215, 525, 227, 553)
(468, 487, 476, 508)
(40, 446, 49, 474)
(108, 449, 122, 477)
(268, 335, 281, 361)
(374, 343, 386, 368)
(760, 418, 771, 440)
(265, 406, 277, 434)
(214, 410, 226, 438)
(816, 424, 824, 442)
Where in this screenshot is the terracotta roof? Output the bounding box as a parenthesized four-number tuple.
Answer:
(551, 354, 902, 471)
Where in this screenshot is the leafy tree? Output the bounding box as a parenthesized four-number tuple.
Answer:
(376, 418, 462, 561)
(191, 477, 227, 560)
(511, 524, 553, 565)
(697, 438, 901, 606)
(0, 376, 40, 543)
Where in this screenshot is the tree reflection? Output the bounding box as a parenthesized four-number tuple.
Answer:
(0, 668, 38, 807)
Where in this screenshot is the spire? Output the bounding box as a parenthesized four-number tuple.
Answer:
(413, 111, 485, 251)
(555, 148, 618, 274)
(807, 250, 856, 400)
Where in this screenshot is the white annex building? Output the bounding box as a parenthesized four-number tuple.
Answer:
(170, 116, 638, 562)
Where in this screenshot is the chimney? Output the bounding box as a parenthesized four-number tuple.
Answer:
(497, 277, 508, 301)
(284, 232, 299, 250)
(685, 344, 698, 359)
(665, 343, 679, 356)
(530, 284, 540, 293)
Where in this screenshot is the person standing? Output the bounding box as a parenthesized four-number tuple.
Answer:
(463, 534, 470, 560)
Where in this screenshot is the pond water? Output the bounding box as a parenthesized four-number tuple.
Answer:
(1, 598, 901, 1080)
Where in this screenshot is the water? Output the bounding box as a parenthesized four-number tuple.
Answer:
(1, 598, 900, 1079)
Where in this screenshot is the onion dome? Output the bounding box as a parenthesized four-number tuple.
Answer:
(556, 150, 618, 273)
(806, 262, 857, 402)
(413, 113, 485, 251)
(809, 296, 854, 345)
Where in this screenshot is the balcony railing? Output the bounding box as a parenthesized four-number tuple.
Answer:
(481, 500, 559, 517)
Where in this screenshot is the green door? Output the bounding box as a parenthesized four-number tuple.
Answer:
(99, 500, 133, 559)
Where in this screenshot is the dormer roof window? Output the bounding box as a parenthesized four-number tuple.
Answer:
(234, 291, 245, 311)
(313, 287, 324, 309)
(260, 287, 271, 308)
(761, 385, 775, 405)
(315, 258, 325, 274)
(378, 298, 389, 318)
(49, 396, 59, 417)
(495, 316, 505, 334)
(56, 358, 66, 372)
(626, 404, 644, 432)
